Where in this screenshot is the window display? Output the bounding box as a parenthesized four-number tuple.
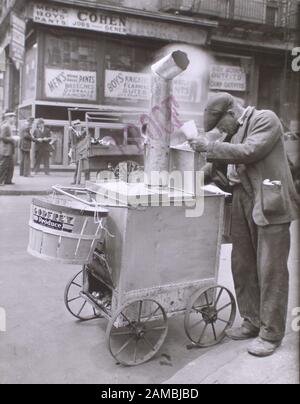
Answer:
(44, 34, 98, 102)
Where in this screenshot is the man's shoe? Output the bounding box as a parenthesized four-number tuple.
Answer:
(4, 182, 15, 185)
(248, 337, 281, 358)
(226, 326, 259, 341)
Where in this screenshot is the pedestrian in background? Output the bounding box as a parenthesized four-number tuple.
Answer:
(33, 118, 52, 175)
(0, 111, 17, 186)
(68, 120, 87, 185)
(19, 117, 35, 177)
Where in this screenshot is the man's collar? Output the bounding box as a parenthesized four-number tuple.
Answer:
(238, 106, 252, 126)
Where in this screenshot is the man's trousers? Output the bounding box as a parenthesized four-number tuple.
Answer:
(34, 151, 50, 175)
(20, 151, 31, 177)
(0, 155, 14, 184)
(231, 185, 290, 342)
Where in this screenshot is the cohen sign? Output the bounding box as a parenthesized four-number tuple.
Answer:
(32, 3, 207, 44)
(33, 3, 127, 34)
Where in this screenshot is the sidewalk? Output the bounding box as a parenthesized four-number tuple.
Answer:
(164, 332, 299, 384)
(165, 222, 299, 385)
(0, 172, 74, 196)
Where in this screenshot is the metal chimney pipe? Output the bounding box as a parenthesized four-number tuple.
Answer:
(151, 50, 190, 80)
(145, 51, 190, 187)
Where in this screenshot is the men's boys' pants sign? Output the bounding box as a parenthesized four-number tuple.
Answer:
(45, 69, 97, 100)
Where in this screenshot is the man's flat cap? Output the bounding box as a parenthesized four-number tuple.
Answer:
(204, 92, 234, 132)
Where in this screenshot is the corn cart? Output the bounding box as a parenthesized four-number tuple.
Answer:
(68, 108, 144, 184)
(28, 50, 236, 367)
(28, 180, 236, 367)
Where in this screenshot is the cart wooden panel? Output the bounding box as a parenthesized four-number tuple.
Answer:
(91, 182, 225, 316)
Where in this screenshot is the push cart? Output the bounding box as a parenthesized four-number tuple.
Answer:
(68, 109, 144, 184)
(27, 49, 237, 366)
(28, 181, 236, 367)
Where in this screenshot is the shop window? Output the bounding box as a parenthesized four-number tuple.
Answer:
(45, 35, 97, 71)
(22, 43, 37, 102)
(104, 40, 156, 105)
(105, 40, 154, 73)
(266, 3, 279, 26)
(44, 34, 98, 102)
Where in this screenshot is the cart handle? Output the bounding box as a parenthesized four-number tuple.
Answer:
(52, 185, 97, 207)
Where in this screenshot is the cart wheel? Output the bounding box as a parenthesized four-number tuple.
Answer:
(64, 269, 102, 321)
(185, 286, 236, 348)
(106, 299, 168, 366)
(114, 161, 142, 182)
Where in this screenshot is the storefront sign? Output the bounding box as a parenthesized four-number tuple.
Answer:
(32, 3, 207, 45)
(45, 69, 97, 100)
(105, 70, 151, 101)
(10, 13, 26, 69)
(173, 78, 203, 104)
(105, 70, 203, 103)
(210, 65, 247, 92)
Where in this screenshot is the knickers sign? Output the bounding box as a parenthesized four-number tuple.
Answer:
(45, 69, 97, 100)
(105, 70, 151, 101)
(105, 70, 203, 103)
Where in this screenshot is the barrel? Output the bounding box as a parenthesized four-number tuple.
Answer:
(28, 197, 109, 265)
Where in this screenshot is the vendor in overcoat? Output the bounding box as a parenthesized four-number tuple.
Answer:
(188, 93, 300, 357)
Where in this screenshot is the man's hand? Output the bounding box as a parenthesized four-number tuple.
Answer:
(188, 136, 209, 152)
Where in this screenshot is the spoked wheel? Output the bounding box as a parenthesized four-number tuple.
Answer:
(64, 269, 102, 321)
(114, 161, 142, 182)
(106, 299, 168, 366)
(185, 285, 236, 348)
